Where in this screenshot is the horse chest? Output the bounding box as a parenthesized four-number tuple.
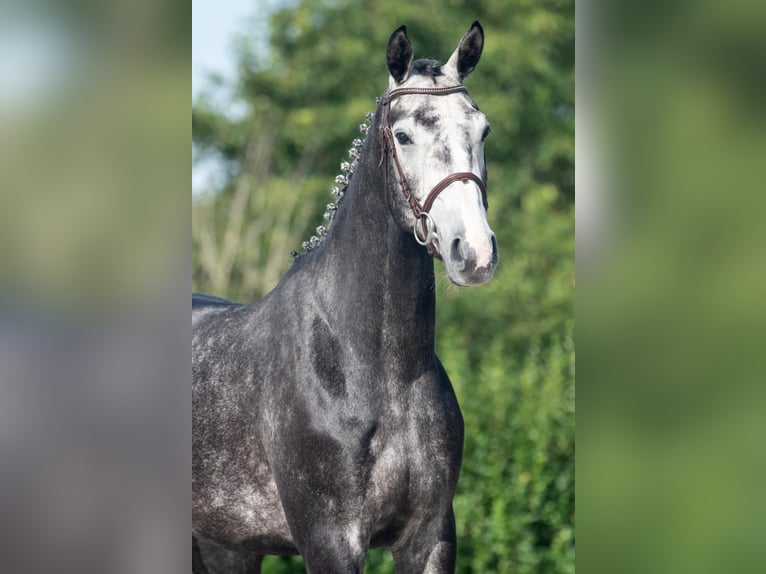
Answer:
(364, 392, 463, 537)
(369, 435, 451, 506)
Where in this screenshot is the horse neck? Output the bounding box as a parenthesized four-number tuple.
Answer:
(310, 113, 437, 375)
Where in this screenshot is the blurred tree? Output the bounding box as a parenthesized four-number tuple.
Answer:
(193, 0, 573, 571)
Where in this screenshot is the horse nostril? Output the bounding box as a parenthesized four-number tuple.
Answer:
(491, 234, 498, 262)
(451, 237, 463, 262)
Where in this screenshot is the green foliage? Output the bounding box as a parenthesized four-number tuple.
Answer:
(193, 0, 574, 571)
(442, 324, 575, 573)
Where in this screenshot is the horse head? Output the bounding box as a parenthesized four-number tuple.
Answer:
(381, 22, 498, 286)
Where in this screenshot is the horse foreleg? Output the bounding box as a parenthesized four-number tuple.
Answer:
(294, 523, 367, 574)
(192, 535, 209, 574)
(392, 508, 457, 574)
(192, 535, 263, 574)
(301, 543, 365, 574)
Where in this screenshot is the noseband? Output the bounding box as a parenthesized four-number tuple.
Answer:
(379, 85, 488, 258)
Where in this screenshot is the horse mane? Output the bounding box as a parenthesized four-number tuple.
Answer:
(290, 106, 375, 260)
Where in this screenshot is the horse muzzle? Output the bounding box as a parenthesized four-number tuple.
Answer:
(440, 231, 498, 286)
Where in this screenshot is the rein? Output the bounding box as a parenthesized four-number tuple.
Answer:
(379, 85, 488, 259)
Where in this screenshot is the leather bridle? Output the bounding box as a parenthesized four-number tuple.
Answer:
(379, 85, 488, 258)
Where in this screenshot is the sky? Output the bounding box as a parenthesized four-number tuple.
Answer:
(192, 0, 260, 194)
(192, 0, 256, 100)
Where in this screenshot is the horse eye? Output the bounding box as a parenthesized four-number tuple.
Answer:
(395, 132, 412, 145)
(481, 125, 492, 141)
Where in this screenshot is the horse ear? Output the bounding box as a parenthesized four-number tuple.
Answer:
(446, 21, 484, 82)
(387, 25, 413, 85)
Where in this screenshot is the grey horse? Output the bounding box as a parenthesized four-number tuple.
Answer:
(193, 21, 497, 573)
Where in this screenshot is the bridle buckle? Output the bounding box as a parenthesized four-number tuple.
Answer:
(413, 212, 437, 246)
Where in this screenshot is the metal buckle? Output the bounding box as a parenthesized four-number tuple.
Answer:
(414, 212, 437, 246)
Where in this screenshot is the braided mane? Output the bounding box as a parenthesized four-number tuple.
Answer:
(290, 105, 377, 259)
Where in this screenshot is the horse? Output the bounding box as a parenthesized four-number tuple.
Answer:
(193, 21, 498, 573)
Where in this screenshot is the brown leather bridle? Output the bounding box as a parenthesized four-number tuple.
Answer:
(379, 85, 488, 258)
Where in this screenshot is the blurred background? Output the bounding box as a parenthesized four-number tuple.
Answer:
(578, 1, 766, 573)
(2, 0, 764, 572)
(0, 1, 189, 573)
(192, 1, 574, 572)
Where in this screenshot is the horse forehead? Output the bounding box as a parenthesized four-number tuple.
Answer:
(395, 74, 478, 113)
(392, 90, 477, 132)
